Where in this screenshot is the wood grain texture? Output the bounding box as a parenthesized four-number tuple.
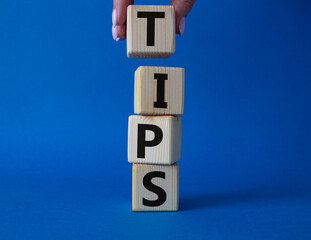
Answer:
(127, 5, 175, 58)
(128, 115, 182, 165)
(134, 66, 184, 115)
(132, 163, 179, 211)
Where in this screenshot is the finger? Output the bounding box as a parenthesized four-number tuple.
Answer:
(118, 34, 126, 40)
(113, 0, 134, 26)
(171, 0, 196, 36)
(112, 24, 126, 41)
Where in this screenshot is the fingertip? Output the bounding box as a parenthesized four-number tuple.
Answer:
(112, 25, 118, 41)
(171, 0, 195, 17)
(114, 0, 133, 26)
(112, 24, 126, 41)
(119, 34, 126, 40)
(112, 9, 117, 27)
(178, 16, 186, 36)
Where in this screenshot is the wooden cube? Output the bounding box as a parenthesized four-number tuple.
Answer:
(134, 66, 185, 115)
(128, 115, 182, 165)
(132, 163, 179, 211)
(127, 5, 175, 58)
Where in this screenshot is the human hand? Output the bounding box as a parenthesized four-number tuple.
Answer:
(112, 0, 196, 41)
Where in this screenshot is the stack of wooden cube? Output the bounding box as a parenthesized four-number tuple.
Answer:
(127, 5, 184, 212)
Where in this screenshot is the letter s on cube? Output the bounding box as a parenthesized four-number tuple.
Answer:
(132, 163, 179, 211)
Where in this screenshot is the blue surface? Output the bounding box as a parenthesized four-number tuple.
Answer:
(1, 0, 311, 239)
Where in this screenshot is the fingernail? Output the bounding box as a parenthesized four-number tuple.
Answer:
(112, 26, 118, 40)
(179, 17, 186, 36)
(112, 9, 117, 27)
(116, 37, 120, 42)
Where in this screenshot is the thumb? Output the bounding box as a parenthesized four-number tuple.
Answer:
(171, 0, 196, 36)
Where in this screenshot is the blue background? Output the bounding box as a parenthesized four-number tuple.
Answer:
(1, 0, 311, 239)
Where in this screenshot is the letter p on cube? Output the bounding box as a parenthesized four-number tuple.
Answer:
(128, 115, 182, 165)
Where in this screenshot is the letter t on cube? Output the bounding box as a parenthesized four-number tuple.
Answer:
(127, 5, 176, 58)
